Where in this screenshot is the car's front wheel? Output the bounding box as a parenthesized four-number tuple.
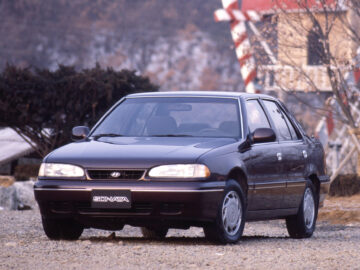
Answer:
(286, 180, 318, 238)
(203, 180, 246, 244)
(42, 217, 84, 240)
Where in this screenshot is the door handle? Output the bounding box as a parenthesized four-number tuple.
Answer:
(302, 150, 308, 159)
(277, 152, 282, 161)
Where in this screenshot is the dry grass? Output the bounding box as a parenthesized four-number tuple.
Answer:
(0, 175, 15, 187)
(318, 194, 360, 225)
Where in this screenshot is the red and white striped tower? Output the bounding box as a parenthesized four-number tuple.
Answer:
(214, 0, 261, 93)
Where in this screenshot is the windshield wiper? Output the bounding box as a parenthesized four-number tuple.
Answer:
(151, 134, 194, 137)
(92, 133, 123, 140)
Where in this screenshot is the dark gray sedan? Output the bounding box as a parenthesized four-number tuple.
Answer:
(34, 91, 329, 243)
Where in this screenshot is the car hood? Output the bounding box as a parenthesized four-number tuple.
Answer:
(45, 137, 237, 169)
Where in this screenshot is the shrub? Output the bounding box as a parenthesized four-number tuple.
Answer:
(14, 164, 41, 181)
(0, 64, 158, 157)
(329, 174, 360, 196)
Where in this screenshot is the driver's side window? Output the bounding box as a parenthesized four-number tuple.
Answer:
(245, 99, 271, 132)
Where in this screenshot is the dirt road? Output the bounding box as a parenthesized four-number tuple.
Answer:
(1, 206, 360, 270)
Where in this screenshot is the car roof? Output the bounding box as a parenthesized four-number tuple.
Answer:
(127, 91, 276, 100)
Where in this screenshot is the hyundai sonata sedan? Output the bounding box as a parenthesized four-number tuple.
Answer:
(34, 91, 329, 243)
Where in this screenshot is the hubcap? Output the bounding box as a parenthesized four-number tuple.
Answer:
(303, 188, 315, 229)
(221, 190, 242, 236)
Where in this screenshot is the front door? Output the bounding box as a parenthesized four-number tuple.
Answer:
(246, 142, 286, 210)
(245, 99, 286, 210)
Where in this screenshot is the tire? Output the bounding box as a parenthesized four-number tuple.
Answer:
(41, 217, 61, 240)
(141, 227, 168, 239)
(42, 217, 84, 240)
(203, 180, 246, 244)
(286, 180, 318, 239)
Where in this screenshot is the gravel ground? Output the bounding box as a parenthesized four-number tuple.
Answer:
(1, 208, 360, 270)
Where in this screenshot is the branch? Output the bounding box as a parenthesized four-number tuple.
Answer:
(11, 127, 45, 157)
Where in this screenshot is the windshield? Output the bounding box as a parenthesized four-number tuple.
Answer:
(91, 97, 242, 138)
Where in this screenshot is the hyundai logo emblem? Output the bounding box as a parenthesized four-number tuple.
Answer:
(110, 171, 121, 178)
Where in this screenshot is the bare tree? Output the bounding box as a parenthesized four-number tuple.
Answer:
(259, 0, 359, 126)
(256, 0, 360, 176)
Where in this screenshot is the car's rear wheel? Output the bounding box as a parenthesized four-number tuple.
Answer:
(203, 180, 246, 244)
(286, 180, 318, 238)
(141, 227, 168, 239)
(42, 217, 84, 240)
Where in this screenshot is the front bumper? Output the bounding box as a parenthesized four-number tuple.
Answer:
(34, 180, 225, 228)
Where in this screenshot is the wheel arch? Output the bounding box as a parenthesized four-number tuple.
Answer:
(227, 167, 248, 197)
(308, 174, 320, 198)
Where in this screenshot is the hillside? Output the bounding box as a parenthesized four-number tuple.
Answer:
(0, 0, 244, 91)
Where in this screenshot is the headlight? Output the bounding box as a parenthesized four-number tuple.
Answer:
(148, 164, 210, 178)
(38, 163, 85, 178)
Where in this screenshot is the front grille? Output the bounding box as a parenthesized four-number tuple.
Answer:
(75, 202, 153, 215)
(48, 201, 183, 216)
(87, 169, 145, 180)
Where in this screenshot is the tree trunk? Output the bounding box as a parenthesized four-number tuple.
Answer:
(357, 152, 360, 177)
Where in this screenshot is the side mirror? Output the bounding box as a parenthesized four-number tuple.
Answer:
(252, 128, 276, 144)
(72, 126, 90, 140)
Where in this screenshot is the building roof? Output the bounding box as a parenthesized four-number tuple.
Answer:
(0, 128, 34, 166)
(242, 0, 339, 14)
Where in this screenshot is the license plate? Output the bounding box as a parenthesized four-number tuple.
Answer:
(91, 190, 131, 209)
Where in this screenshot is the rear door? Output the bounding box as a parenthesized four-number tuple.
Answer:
(279, 103, 308, 208)
(245, 99, 285, 210)
(262, 99, 306, 209)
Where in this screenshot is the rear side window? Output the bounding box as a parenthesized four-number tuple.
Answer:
(245, 100, 271, 132)
(283, 113, 299, 140)
(263, 100, 292, 141)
